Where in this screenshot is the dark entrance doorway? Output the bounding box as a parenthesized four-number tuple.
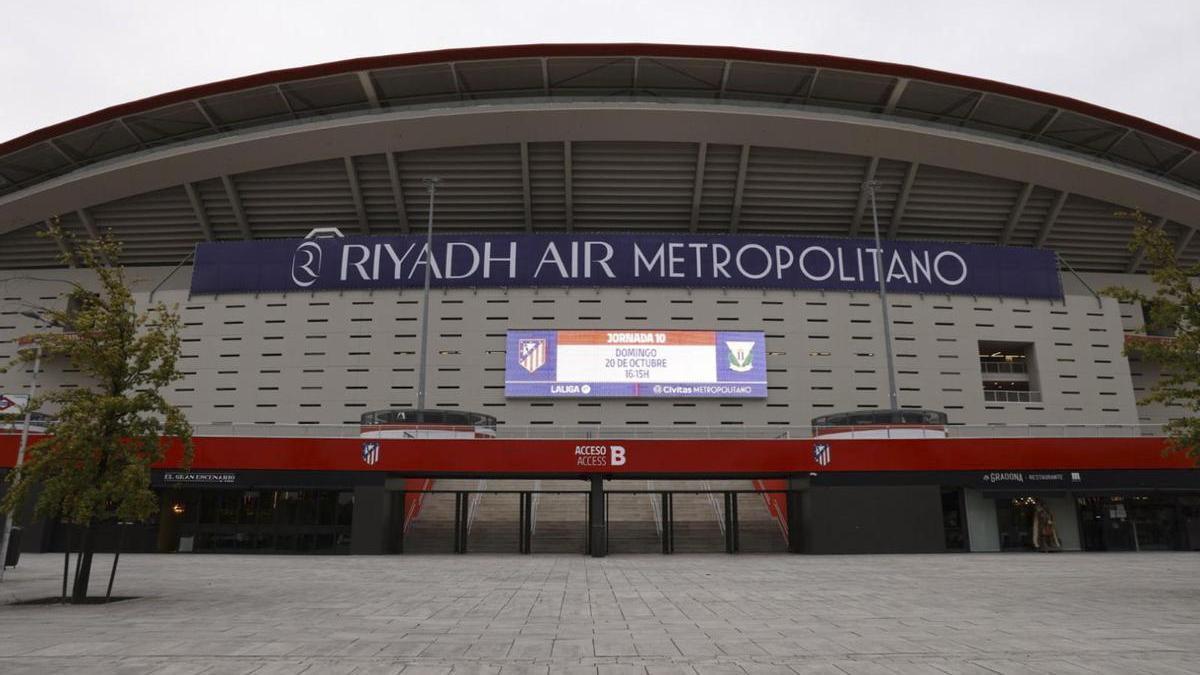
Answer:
(391, 477, 792, 555)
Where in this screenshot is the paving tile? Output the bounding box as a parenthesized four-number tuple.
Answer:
(0, 553, 1196, 674)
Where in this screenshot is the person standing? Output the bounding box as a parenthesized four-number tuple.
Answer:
(1032, 499, 1062, 552)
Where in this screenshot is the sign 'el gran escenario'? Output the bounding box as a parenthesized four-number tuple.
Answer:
(190, 233, 1063, 299)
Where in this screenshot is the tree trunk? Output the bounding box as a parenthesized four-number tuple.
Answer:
(71, 525, 95, 603)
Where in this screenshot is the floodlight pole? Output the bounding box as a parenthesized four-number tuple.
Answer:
(416, 177, 440, 417)
(864, 181, 899, 411)
(0, 341, 41, 582)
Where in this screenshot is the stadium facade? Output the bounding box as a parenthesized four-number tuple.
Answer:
(0, 44, 1197, 557)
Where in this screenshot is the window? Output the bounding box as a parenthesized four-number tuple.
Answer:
(979, 341, 1041, 403)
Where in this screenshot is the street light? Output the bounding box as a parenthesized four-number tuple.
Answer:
(416, 177, 440, 419)
(863, 181, 899, 411)
(0, 311, 45, 582)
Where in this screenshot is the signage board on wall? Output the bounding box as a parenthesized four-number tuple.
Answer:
(190, 233, 1063, 299)
(0, 394, 29, 417)
(504, 329, 767, 398)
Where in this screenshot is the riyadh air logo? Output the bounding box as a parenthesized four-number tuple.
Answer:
(727, 340, 755, 373)
(813, 442, 831, 467)
(518, 338, 547, 373)
(291, 241, 323, 287)
(361, 441, 380, 466)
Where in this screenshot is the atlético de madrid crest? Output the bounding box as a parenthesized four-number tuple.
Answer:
(813, 442, 831, 467)
(518, 338, 547, 373)
(361, 441, 380, 466)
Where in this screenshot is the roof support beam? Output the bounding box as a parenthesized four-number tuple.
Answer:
(77, 208, 100, 240)
(385, 152, 408, 233)
(1174, 224, 1196, 258)
(386, 151, 410, 230)
(882, 78, 908, 114)
(220, 175, 252, 240)
(1035, 191, 1069, 248)
(729, 145, 751, 233)
(358, 72, 381, 108)
(802, 69, 821, 104)
(114, 117, 147, 150)
(1101, 128, 1132, 159)
(1029, 108, 1061, 140)
(193, 100, 222, 132)
(344, 156, 370, 234)
(520, 142, 533, 231)
(886, 162, 920, 238)
(564, 141, 574, 231)
(1163, 149, 1193, 176)
(46, 220, 76, 267)
(75, 209, 115, 264)
(632, 57, 640, 94)
(183, 182, 214, 241)
(541, 58, 550, 95)
(46, 140, 77, 165)
(689, 142, 708, 232)
(717, 61, 731, 99)
(449, 62, 464, 98)
(849, 157, 880, 237)
(1125, 215, 1167, 273)
(274, 85, 297, 118)
(1000, 182, 1034, 245)
(960, 92, 985, 124)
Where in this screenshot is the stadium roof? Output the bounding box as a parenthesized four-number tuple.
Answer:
(0, 43, 1197, 272)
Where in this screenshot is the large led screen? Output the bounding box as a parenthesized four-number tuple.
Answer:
(505, 330, 767, 398)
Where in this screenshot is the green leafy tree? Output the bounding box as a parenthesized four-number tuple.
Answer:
(1, 222, 193, 601)
(1104, 211, 1200, 464)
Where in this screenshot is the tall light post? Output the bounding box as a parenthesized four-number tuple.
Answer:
(0, 316, 44, 582)
(416, 177, 440, 418)
(863, 181, 899, 410)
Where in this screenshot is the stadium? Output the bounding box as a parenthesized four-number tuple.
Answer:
(0, 44, 1197, 557)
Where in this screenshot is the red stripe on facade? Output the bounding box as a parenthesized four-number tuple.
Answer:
(0, 434, 1191, 474)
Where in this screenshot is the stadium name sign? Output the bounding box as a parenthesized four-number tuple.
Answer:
(191, 233, 1062, 299)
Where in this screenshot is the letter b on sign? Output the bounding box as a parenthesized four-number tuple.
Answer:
(610, 445, 626, 467)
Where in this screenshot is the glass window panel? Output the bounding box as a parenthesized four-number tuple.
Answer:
(239, 491, 259, 523)
(217, 492, 238, 524)
(318, 491, 337, 526)
(337, 492, 355, 527)
(199, 491, 219, 525)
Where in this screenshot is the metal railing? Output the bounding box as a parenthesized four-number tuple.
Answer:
(983, 389, 1043, 403)
(980, 362, 1029, 375)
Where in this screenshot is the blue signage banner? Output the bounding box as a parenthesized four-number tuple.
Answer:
(505, 330, 767, 399)
(190, 233, 1063, 299)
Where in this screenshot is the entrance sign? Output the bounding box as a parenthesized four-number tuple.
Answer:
(190, 233, 1063, 299)
(505, 330, 767, 398)
(0, 394, 28, 414)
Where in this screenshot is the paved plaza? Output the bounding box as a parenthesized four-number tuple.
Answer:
(0, 552, 1198, 674)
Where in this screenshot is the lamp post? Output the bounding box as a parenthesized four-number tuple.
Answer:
(863, 181, 899, 410)
(416, 177, 440, 418)
(0, 316, 44, 582)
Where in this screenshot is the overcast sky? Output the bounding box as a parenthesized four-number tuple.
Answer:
(3, 0, 1198, 143)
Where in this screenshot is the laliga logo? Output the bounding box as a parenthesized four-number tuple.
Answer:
(291, 241, 323, 288)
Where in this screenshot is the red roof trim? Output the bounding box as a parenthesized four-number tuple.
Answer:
(3, 43, 1197, 157)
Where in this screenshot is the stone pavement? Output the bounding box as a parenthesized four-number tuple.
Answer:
(0, 552, 1198, 674)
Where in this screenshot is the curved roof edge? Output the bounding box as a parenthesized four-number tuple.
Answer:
(3, 42, 1198, 156)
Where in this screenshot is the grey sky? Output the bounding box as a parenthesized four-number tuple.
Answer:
(3, 0, 1198, 144)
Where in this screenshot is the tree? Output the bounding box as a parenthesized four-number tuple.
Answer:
(1104, 211, 1200, 464)
(0, 222, 193, 601)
